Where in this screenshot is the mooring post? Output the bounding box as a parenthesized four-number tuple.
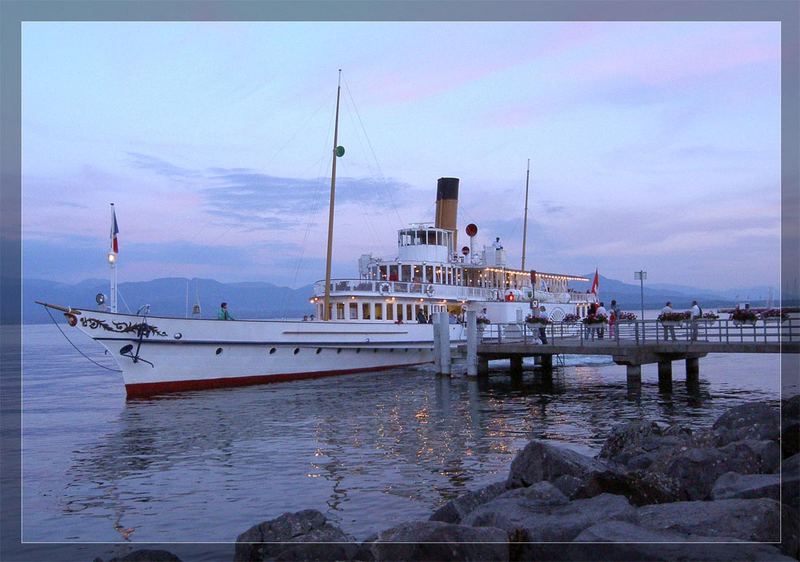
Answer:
(541, 354, 553, 370)
(510, 356, 523, 374)
(626, 364, 642, 386)
(439, 311, 451, 376)
(432, 313, 441, 373)
(657, 360, 672, 384)
(466, 310, 478, 377)
(686, 357, 699, 383)
(478, 357, 489, 376)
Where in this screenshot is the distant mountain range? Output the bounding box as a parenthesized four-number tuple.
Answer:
(24, 275, 781, 324)
(25, 278, 315, 324)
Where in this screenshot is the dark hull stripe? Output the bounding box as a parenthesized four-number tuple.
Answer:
(124, 361, 431, 398)
(97, 338, 442, 346)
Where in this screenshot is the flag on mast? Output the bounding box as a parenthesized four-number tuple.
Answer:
(590, 268, 599, 295)
(110, 205, 119, 253)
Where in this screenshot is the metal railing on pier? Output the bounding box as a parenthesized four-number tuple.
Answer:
(477, 317, 799, 347)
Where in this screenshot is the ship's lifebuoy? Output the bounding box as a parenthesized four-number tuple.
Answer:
(378, 283, 391, 296)
(505, 291, 515, 302)
(425, 284, 435, 297)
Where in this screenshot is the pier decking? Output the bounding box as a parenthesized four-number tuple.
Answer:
(436, 313, 799, 389)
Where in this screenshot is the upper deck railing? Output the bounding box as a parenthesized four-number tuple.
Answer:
(313, 278, 596, 304)
(477, 317, 800, 349)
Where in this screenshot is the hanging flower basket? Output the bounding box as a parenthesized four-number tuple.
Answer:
(760, 309, 788, 323)
(617, 312, 638, 322)
(659, 312, 688, 326)
(562, 313, 581, 324)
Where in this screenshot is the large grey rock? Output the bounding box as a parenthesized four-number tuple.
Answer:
(711, 471, 781, 500)
(357, 521, 508, 561)
(711, 402, 780, 446)
(782, 422, 799, 459)
(551, 474, 584, 499)
(637, 498, 781, 543)
(568, 520, 795, 562)
(464, 493, 635, 542)
(782, 453, 800, 511)
(783, 394, 800, 422)
(575, 467, 684, 505)
(598, 420, 691, 469)
(506, 440, 605, 488)
(493, 480, 568, 504)
(429, 482, 507, 524)
(646, 439, 780, 500)
(234, 509, 356, 562)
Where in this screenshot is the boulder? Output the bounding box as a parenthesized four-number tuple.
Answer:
(782, 453, 800, 511)
(711, 471, 781, 501)
(568, 520, 794, 562)
(551, 474, 584, 499)
(646, 440, 780, 500)
(356, 521, 508, 561)
(575, 468, 684, 505)
(464, 493, 636, 543)
(506, 440, 605, 488)
(782, 422, 799, 459)
(234, 509, 356, 562)
(711, 402, 780, 446)
(637, 498, 781, 543)
(783, 394, 800, 422)
(598, 420, 664, 460)
(494, 480, 569, 504)
(429, 482, 507, 524)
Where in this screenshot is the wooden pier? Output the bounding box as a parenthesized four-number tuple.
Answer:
(434, 312, 799, 390)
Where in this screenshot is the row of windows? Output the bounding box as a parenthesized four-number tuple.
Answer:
(398, 229, 452, 248)
(318, 302, 447, 321)
(372, 264, 463, 285)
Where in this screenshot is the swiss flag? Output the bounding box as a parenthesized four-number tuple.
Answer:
(590, 269, 599, 295)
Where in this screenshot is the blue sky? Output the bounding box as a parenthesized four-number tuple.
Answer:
(22, 21, 780, 290)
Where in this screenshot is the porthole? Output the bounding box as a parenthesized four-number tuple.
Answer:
(293, 348, 300, 355)
(405, 348, 409, 352)
(316, 348, 322, 354)
(373, 348, 378, 353)
(356, 348, 361, 353)
(215, 347, 223, 355)
(337, 348, 342, 354)
(269, 347, 276, 354)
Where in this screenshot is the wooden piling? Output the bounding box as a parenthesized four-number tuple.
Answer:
(466, 311, 478, 377)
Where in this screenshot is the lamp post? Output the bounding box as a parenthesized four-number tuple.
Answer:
(634, 270, 646, 321)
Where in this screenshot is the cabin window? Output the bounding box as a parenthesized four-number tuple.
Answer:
(349, 302, 358, 319)
(415, 230, 425, 245)
(386, 303, 394, 320)
(435, 231, 442, 246)
(375, 303, 383, 320)
(423, 305, 430, 319)
(388, 265, 398, 281)
(336, 303, 345, 320)
(362, 303, 371, 319)
(435, 267, 443, 284)
(425, 266, 433, 284)
(401, 264, 411, 282)
(406, 304, 413, 320)
(397, 304, 404, 321)
(413, 265, 421, 282)
(379, 265, 387, 280)
(427, 231, 436, 245)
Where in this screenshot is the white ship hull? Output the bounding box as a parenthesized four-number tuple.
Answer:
(61, 308, 465, 398)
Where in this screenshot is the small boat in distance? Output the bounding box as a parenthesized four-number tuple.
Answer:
(38, 74, 598, 398)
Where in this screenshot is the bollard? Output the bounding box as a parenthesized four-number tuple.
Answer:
(439, 311, 451, 376)
(432, 314, 441, 374)
(466, 311, 478, 377)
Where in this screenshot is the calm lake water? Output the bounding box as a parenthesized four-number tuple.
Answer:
(19, 322, 793, 560)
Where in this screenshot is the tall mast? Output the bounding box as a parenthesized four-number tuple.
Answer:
(521, 159, 530, 271)
(322, 70, 342, 321)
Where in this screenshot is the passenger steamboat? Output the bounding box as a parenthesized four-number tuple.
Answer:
(39, 74, 597, 397)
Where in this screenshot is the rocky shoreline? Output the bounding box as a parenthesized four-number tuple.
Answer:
(102, 396, 799, 562)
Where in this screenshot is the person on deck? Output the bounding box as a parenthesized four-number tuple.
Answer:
(689, 300, 702, 341)
(416, 309, 428, 323)
(661, 301, 676, 341)
(596, 302, 608, 339)
(218, 302, 235, 320)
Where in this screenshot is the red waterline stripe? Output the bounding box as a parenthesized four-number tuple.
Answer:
(125, 361, 431, 398)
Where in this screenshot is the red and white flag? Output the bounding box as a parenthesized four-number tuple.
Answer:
(110, 205, 120, 253)
(590, 268, 599, 295)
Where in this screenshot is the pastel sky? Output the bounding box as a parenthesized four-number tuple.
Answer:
(22, 21, 781, 291)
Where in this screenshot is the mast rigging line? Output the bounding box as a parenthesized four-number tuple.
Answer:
(43, 307, 122, 373)
(342, 77, 405, 230)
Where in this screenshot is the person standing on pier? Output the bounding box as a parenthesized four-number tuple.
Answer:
(689, 300, 702, 341)
(609, 299, 621, 338)
(661, 301, 676, 341)
(596, 302, 608, 339)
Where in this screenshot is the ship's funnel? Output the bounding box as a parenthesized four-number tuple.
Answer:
(435, 177, 459, 250)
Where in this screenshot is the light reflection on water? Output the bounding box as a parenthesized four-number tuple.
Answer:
(21, 324, 786, 547)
